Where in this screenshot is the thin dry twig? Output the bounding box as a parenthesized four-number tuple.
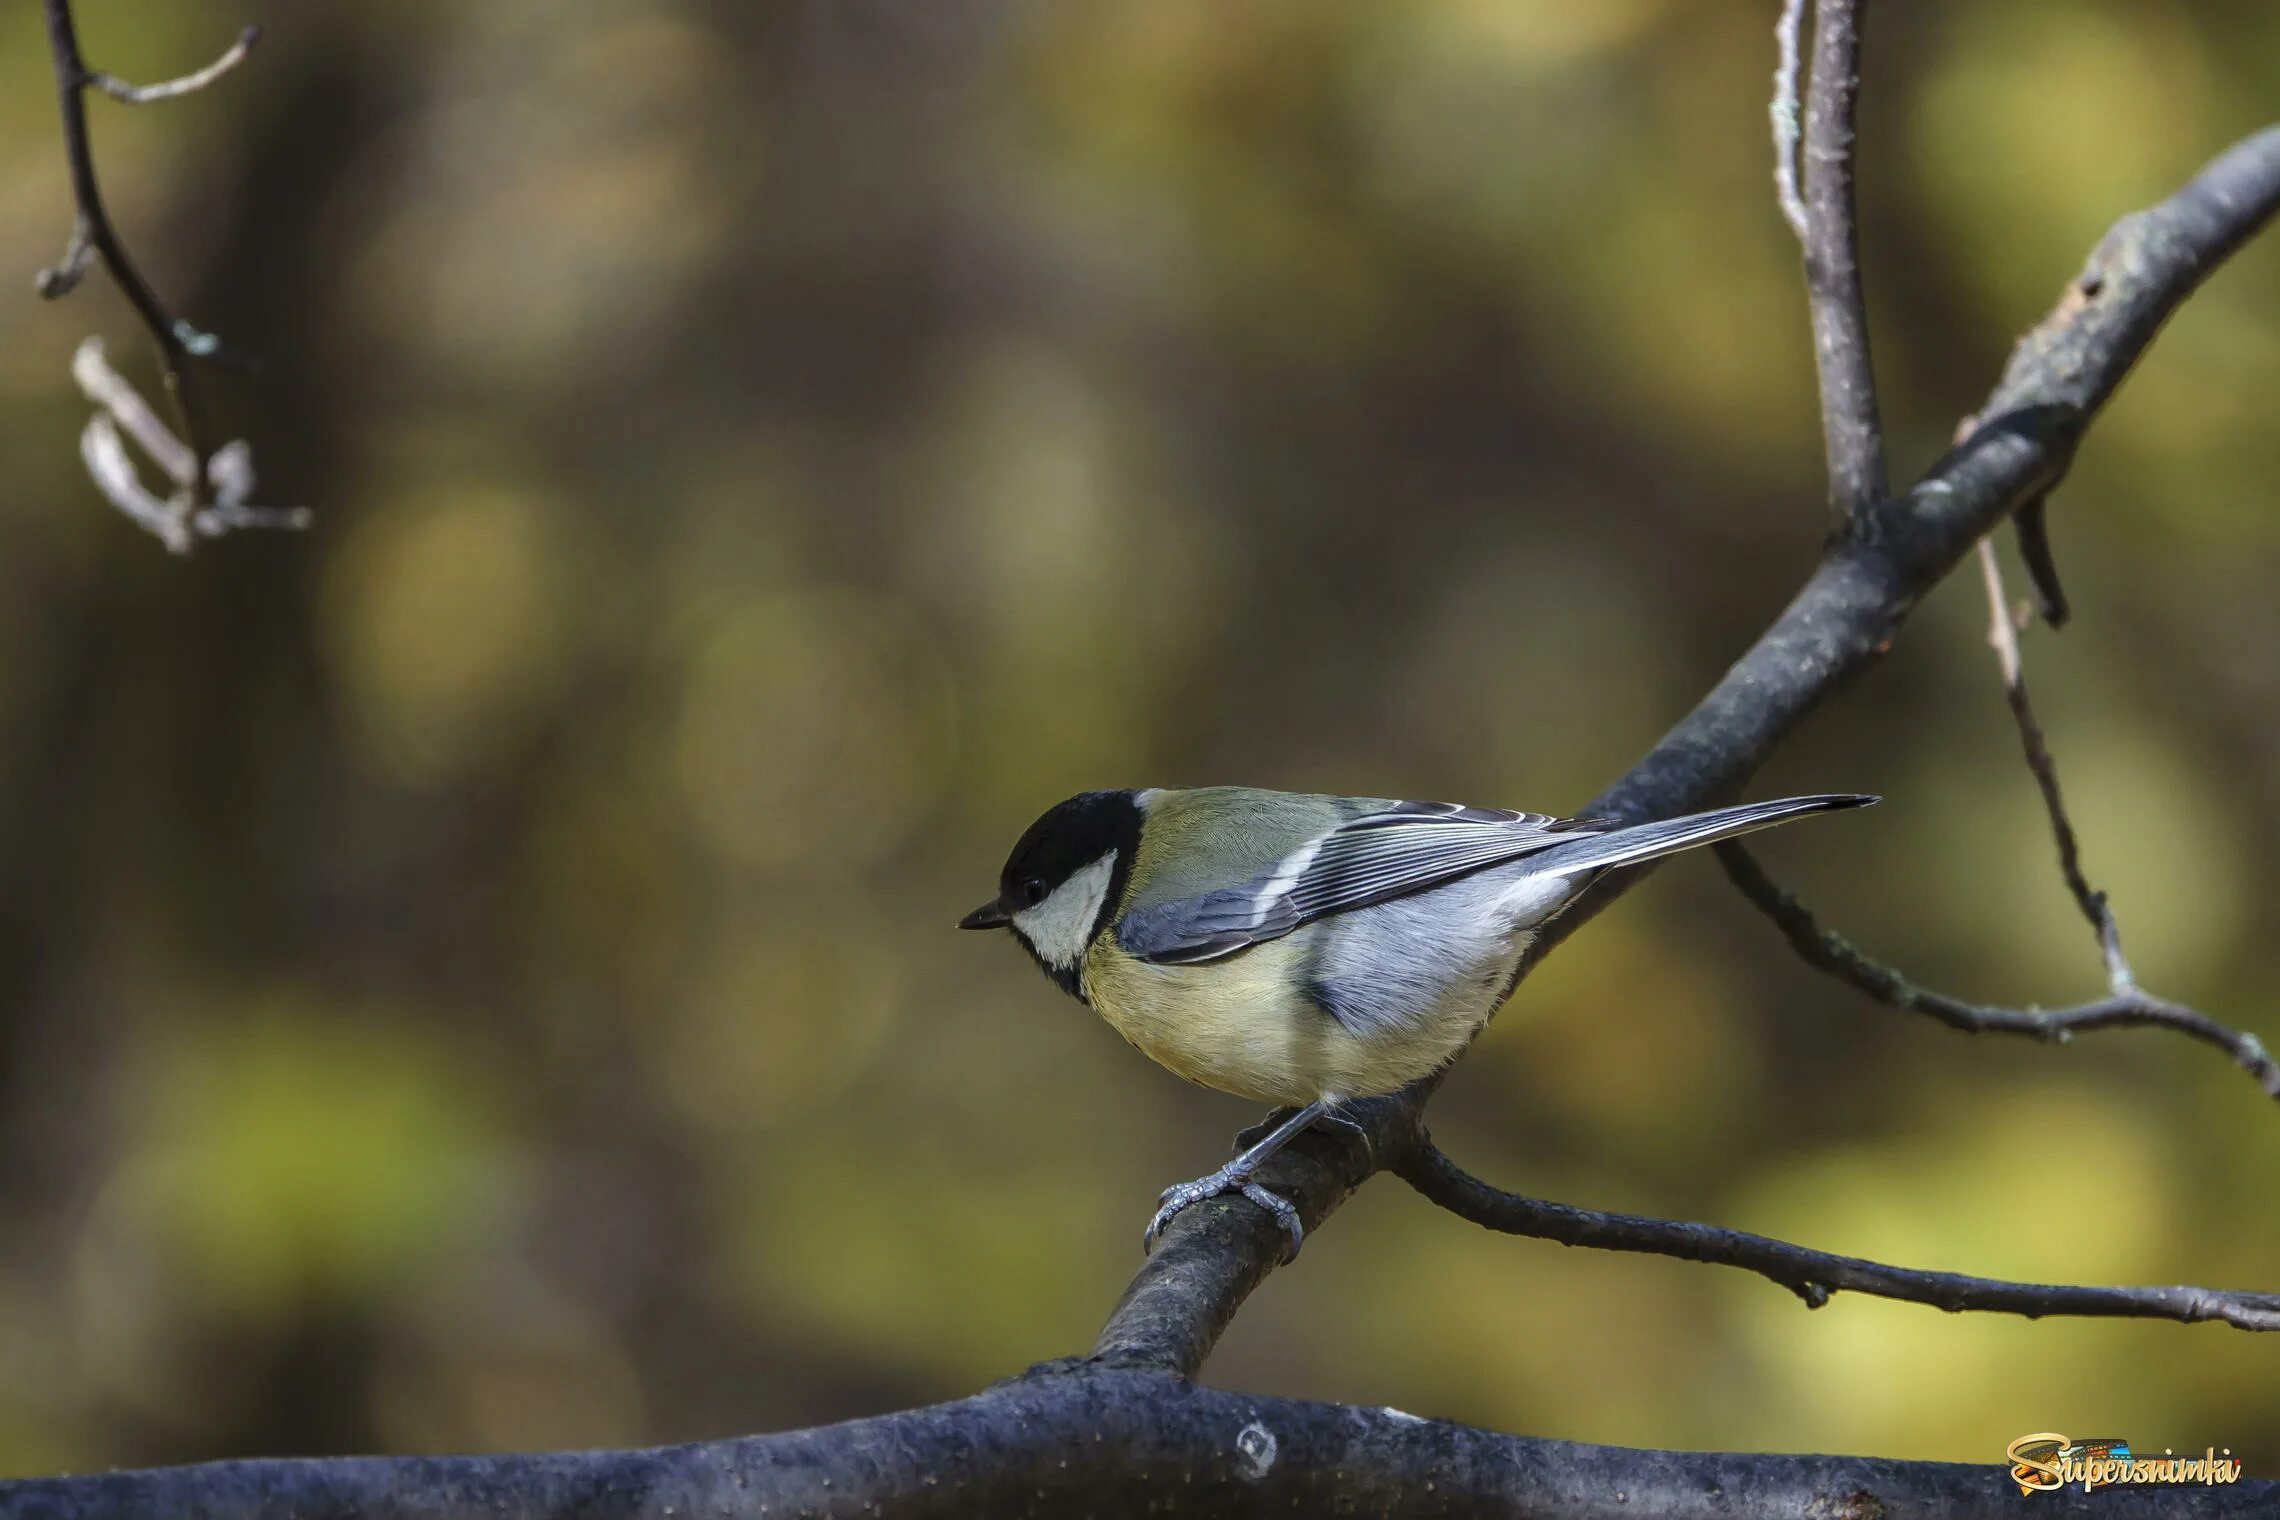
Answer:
(1397, 1140, 2280, 1330)
(71, 334, 197, 486)
(86, 25, 260, 104)
(1769, 0, 1810, 239)
(79, 412, 184, 548)
(37, 0, 284, 537)
(71, 337, 308, 554)
(1715, 521, 2276, 1105)
(1955, 381, 2076, 633)
(1977, 538, 2132, 987)
(2013, 495, 2071, 627)
(34, 221, 94, 298)
(1717, 842, 2280, 1102)
(42, 0, 220, 496)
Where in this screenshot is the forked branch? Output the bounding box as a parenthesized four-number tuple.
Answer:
(36, 0, 300, 548)
(1718, 841, 2280, 1103)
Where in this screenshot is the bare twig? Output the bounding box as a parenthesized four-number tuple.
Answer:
(34, 219, 94, 297)
(1535, 124, 2280, 976)
(86, 25, 260, 104)
(42, 0, 216, 501)
(1707, 519, 2277, 1112)
(2012, 495, 2071, 627)
(1795, 0, 1887, 519)
(72, 335, 196, 485)
(1976, 539, 2130, 985)
(38, 1, 269, 525)
(1397, 1140, 2280, 1330)
(193, 497, 310, 542)
(71, 337, 308, 555)
(79, 413, 188, 550)
(1769, 0, 1810, 239)
(1717, 842, 2280, 1102)
(1950, 288, 2073, 632)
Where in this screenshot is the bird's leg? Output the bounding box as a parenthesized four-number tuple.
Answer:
(1239, 1102, 1375, 1164)
(1144, 1099, 1331, 1261)
(1231, 1105, 1301, 1153)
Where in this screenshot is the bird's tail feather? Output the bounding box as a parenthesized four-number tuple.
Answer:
(1523, 793, 1876, 877)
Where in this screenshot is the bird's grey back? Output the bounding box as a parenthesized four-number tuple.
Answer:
(1117, 792, 1590, 964)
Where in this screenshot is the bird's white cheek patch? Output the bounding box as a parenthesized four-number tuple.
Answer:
(1014, 850, 1118, 970)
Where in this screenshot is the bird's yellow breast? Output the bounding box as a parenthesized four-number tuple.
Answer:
(1080, 935, 1471, 1106)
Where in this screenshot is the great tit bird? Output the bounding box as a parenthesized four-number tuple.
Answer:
(960, 786, 1874, 1255)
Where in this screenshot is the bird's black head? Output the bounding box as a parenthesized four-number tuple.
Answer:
(958, 789, 1142, 999)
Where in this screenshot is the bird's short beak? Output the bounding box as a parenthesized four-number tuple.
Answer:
(958, 901, 1011, 931)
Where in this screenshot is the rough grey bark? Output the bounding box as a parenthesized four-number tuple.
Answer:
(3, 1367, 2272, 1520)
(1797, 0, 1888, 521)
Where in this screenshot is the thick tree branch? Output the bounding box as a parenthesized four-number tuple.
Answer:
(1794, 0, 1888, 520)
(1093, 1098, 1407, 1375)
(533, 107, 2280, 1513)
(3, 1364, 2267, 1520)
(1396, 1138, 2280, 1330)
(1535, 120, 2280, 964)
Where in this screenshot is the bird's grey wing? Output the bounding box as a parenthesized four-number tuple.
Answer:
(1117, 801, 1604, 965)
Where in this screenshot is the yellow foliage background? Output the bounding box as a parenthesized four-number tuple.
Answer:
(0, 0, 2276, 1475)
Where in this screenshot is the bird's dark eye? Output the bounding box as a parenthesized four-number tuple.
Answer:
(1020, 877, 1048, 907)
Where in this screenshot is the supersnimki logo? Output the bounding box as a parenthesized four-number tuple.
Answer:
(2005, 1433, 2244, 1495)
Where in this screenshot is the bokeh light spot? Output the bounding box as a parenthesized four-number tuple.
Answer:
(323, 486, 570, 786)
(674, 590, 957, 874)
(651, 901, 902, 1133)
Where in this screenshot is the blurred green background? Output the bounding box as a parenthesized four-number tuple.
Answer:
(3, 0, 2278, 1478)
